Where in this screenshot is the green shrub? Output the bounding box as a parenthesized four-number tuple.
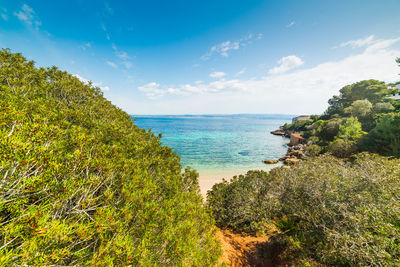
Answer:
(0, 50, 221, 265)
(327, 139, 358, 158)
(207, 154, 400, 266)
(306, 144, 323, 156)
(362, 112, 400, 157)
(206, 171, 273, 233)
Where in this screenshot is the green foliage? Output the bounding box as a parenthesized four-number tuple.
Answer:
(206, 171, 273, 233)
(328, 139, 358, 158)
(303, 78, 400, 155)
(325, 118, 365, 158)
(373, 102, 395, 113)
(0, 49, 221, 265)
(362, 113, 400, 157)
(326, 80, 392, 117)
(336, 117, 365, 141)
(305, 144, 323, 156)
(312, 118, 345, 142)
(207, 154, 400, 266)
(344, 99, 372, 118)
(282, 121, 312, 134)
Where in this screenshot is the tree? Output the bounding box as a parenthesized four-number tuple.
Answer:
(344, 99, 372, 119)
(373, 102, 394, 113)
(326, 80, 391, 117)
(327, 117, 365, 157)
(365, 113, 400, 156)
(336, 117, 365, 141)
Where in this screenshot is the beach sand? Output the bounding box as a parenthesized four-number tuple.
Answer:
(198, 163, 282, 199)
(198, 172, 242, 199)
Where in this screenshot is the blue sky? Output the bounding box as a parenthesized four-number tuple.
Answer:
(1, 0, 400, 114)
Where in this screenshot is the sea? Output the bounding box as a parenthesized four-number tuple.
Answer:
(133, 114, 293, 178)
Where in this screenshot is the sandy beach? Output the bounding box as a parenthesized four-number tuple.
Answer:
(198, 163, 283, 199)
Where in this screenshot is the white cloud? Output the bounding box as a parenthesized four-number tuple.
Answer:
(101, 24, 110, 40)
(134, 36, 400, 114)
(236, 68, 246, 76)
(287, 21, 295, 27)
(201, 33, 262, 60)
(334, 35, 375, 49)
(106, 61, 117, 68)
(111, 43, 133, 69)
(80, 42, 92, 50)
(104, 3, 114, 16)
(116, 51, 129, 60)
(209, 72, 226, 78)
(73, 74, 110, 92)
(14, 4, 41, 29)
(268, 55, 304, 75)
(73, 74, 90, 84)
(1, 13, 8, 21)
(121, 61, 132, 69)
(138, 82, 165, 98)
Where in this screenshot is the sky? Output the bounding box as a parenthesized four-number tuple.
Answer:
(1, 0, 400, 115)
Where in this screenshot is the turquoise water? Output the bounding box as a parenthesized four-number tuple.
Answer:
(134, 114, 292, 175)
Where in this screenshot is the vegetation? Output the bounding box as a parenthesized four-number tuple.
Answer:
(362, 113, 400, 156)
(0, 50, 221, 265)
(281, 75, 400, 158)
(208, 58, 400, 265)
(207, 154, 400, 266)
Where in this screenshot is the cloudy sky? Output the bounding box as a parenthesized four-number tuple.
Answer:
(1, 0, 400, 115)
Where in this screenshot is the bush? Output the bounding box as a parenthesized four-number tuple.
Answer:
(0, 50, 221, 265)
(207, 154, 400, 266)
(306, 144, 323, 156)
(362, 113, 400, 157)
(328, 138, 358, 158)
(282, 119, 313, 132)
(206, 171, 273, 233)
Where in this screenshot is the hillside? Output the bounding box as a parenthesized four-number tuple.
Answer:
(207, 73, 400, 265)
(0, 50, 220, 265)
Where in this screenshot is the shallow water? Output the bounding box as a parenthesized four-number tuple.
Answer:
(134, 114, 292, 175)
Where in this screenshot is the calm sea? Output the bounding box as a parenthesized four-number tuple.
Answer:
(133, 114, 293, 176)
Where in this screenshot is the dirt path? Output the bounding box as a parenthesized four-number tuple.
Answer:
(217, 229, 287, 266)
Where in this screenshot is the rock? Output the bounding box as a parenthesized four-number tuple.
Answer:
(291, 150, 305, 159)
(270, 130, 285, 136)
(284, 158, 301, 165)
(263, 159, 279, 164)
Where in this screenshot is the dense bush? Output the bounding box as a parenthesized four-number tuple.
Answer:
(362, 112, 400, 157)
(207, 154, 400, 265)
(0, 50, 221, 265)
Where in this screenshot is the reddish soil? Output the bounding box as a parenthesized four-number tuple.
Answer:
(217, 229, 289, 266)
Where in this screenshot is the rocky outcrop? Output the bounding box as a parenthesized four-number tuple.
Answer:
(270, 127, 291, 137)
(263, 159, 279, 164)
(270, 120, 309, 166)
(270, 129, 286, 136)
(279, 144, 309, 165)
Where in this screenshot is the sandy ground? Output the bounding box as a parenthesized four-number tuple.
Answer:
(198, 163, 282, 199)
(217, 229, 273, 266)
(198, 171, 243, 199)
